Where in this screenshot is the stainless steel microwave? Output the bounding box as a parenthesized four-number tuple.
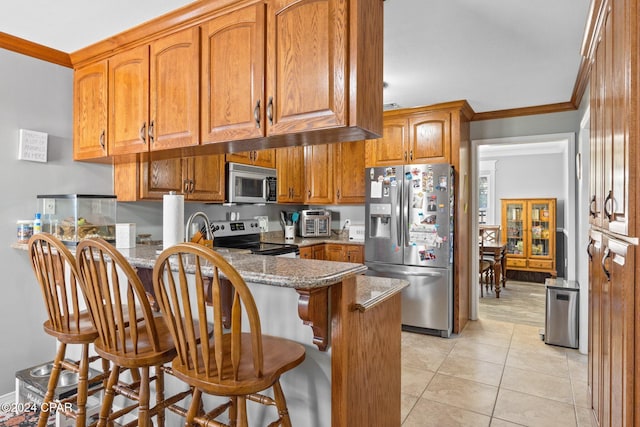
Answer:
(226, 162, 277, 204)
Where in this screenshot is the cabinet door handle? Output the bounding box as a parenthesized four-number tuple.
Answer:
(601, 247, 611, 281)
(189, 179, 195, 194)
(139, 122, 146, 144)
(99, 130, 106, 151)
(404, 151, 407, 161)
(267, 96, 274, 125)
(589, 195, 597, 218)
(183, 179, 189, 194)
(308, 190, 311, 198)
(410, 150, 413, 160)
(586, 236, 594, 261)
(254, 99, 261, 129)
(337, 189, 340, 199)
(149, 120, 155, 144)
(603, 190, 613, 220)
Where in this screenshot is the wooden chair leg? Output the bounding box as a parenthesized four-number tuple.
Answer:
(273, 380, 292, 427)
(186, 388, 202, 425)
(75, 343, 90, 427)
(229, 396, 238, 426)
(138, 367, 151, 427)
(98, 365, 120, 427)
(237, 396, 248, 427)
(155, 365, 165, 427)
(39, 343, 66, 427)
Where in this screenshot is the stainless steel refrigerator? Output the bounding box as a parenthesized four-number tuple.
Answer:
(365, 163, 454, 337)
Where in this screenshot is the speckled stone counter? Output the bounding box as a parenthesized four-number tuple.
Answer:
(260, 230, 363, 247)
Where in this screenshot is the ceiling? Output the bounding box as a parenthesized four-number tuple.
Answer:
(0, 0, 592, 115)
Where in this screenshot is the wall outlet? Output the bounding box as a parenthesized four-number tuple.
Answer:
(43, 198, 55, 215)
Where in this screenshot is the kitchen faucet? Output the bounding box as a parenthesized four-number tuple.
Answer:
(185, 211, 213, 243)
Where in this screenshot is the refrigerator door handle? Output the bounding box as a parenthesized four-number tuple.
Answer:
(395, 182, 402, 248)
(403, 176, 410, 247)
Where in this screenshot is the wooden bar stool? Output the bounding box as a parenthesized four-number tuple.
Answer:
(28, 233, 109, 427)
(153, 242, 306, 426)
(75, 238, 190, 427)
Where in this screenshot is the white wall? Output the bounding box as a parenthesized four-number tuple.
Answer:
(0, 49, 113, 393)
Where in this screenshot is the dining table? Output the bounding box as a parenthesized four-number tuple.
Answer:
(481, 241, 507, 297)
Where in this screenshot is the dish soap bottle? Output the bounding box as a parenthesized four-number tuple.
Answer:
(34, 213, 42, 234)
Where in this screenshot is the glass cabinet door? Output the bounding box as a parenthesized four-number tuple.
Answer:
(504, 201, 525, 256)
(529, 201, 552, 258)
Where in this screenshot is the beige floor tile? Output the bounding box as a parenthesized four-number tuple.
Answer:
(572, 380, 590, 409)
(450, 339, 509, 365)
(438, 354, 504, 386)
(493, 389, 577, 427)
(401, 392, 419, 424)
(463, 318, 515, 335)
(402, 330, 457, 354)
(402, 344, 448, 372)
(490, 418, 527, 426)
(567, 353, 589, 383)
(421, 373, 498, 416)
(575, 406, 597, 427)
(505, 346, 570, 377)
(500, 366, 573, 404)
(459, 328, 513, 348)
(402, 399, 491, 427)
(401, 365, 435, 397)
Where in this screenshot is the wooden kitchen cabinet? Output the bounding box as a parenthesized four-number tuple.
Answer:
(299, 245, 326, 260)
(304, 144, 334, 204)
(335, 140, 365, 204)
(276, 146, 305, 203)
(266, 0, 347, 135)
(501, 198, 556, 277)
(225, 149, 276, 168)
(324, 244, 364, 263)
(201, 3, 265, 144)
(114, 152, 225, 202)
(366, 109, 451, 166)
(588, 232, 635, 427)
(109, 27, 199, 156)
(73, 61, 108, 160)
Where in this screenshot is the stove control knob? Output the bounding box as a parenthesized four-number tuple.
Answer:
(220, 225, 225, 230)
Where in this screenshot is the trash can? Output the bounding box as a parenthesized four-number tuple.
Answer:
(544, 279, 579, 348)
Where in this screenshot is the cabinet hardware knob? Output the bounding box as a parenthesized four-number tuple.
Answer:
(267, 97, 274, 125)
(589, 195, 597, 218)
(149, 120, 155, 144)
(603, 190, 613, 221)
(254, 99, 261, 129)
(99, 130, 106, 151)
(139, 122, 146, 144)
(601, 247, 611, 281)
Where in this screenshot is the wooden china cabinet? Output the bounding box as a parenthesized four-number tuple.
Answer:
(501, 198, 556, 277)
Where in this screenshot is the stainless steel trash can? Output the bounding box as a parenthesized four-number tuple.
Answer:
(544, 279, 579, 348)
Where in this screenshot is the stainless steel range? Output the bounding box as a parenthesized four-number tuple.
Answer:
(210, 219, 299, 257)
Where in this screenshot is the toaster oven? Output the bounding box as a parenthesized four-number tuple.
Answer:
(299, 209, 332, 237)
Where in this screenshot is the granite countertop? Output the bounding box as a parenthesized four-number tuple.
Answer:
(260, 230, 364, 247)
(13, 241, 406, 309)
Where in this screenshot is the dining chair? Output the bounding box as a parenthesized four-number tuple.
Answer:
(28, 232, 109, 427)
(75, 237, 190, 427)
(152, 242, 306, 426)
(479, 229, 495, 297)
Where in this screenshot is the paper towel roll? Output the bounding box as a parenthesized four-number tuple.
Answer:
(163, 193, 184, 249)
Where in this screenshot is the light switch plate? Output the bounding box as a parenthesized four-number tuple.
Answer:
(18, 129, 48, 162)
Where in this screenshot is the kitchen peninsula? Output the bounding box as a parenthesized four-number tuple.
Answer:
(13, 242, 406, 426)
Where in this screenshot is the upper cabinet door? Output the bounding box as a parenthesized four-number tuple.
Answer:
(109, 45, 149, 156)
(304, 143, 334, 204)
(409, 111, 451, 164)
(74, 61, 108, 160)
(150, 27, 200, 151)
(335, 140, 365, 204)
(201, 4, 266, 143)
(266, 0, 347, 135)
(365, 117, 409, 166)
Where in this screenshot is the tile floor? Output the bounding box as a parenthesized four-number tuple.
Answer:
(401, 282, 594, 427)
